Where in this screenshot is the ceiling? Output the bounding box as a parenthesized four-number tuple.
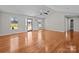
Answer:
(0, 5, 79, 18)
(47, 5, 79, 14)
(0, 5, 52, 18)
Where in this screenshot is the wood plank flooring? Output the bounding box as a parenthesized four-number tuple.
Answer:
(0, 30, 79, 53)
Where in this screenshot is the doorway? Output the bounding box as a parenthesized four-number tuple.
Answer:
(65, 16, 77, 52)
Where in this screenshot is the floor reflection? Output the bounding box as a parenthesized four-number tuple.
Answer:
(27, 31, 32, 46)
(69, 45, 76, 52)
(25, 34, 28, 47)
(10, 34, 19, 52)
(65, 31, 77, 52)
(37, 30, 44, 47)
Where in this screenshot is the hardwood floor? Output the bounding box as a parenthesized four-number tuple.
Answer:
(0, 30, 79, 53)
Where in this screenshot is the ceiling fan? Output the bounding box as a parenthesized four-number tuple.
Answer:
(40, 9, 50, 15)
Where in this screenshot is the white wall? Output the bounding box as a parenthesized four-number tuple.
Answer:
(1, 11, 79, 36)
(0, 16, 1, 34)
(0, 13, 2, 35)
(0, 12, 26, 36)
(45, 12, 65, 32)
(0, 12, 44, 36)
(45, 11, 79, 32)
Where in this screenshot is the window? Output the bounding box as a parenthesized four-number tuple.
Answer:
(37, 19, 43, 30)
(10, 17, 18, 30)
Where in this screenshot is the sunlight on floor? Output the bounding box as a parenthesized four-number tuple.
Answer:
(25, 35, 28, 47)
(10, 34, 19, 52)
(37, 30, 43, 47)
(27, 32, 32, 46)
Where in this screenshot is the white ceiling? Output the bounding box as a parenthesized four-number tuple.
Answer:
(47, 5, 79, 14)
(0, 5, 52, 18)
(0, 5, 79, 18)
